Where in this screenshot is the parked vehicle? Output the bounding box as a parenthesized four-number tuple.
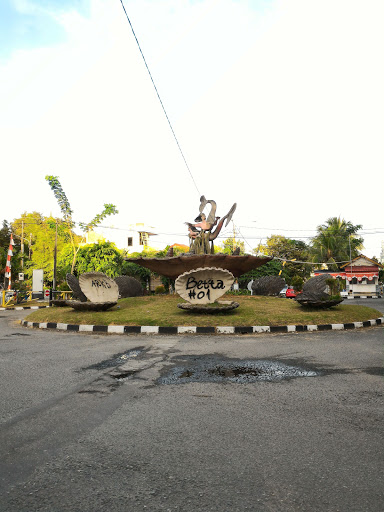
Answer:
(279, 286, 288, 297)
(286, 287, 297, 298)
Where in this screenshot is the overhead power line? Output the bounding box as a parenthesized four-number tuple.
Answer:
(117, 0, 200, 197)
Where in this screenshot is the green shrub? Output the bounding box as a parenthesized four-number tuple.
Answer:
(291, 276, 304, 292)
(155, 285, 166, 294)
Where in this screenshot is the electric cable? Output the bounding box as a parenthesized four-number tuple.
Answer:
(117, 0, 200, 196)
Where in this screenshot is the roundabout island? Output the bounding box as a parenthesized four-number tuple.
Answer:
(17, 195, 384, 335)
(21, 294, 384, 335)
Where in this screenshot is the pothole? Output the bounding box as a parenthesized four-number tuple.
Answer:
(158, 358, 319, 384)
(111, 371, 135, 381)
(81, 348, 143, 371)
(6, 332, 31, 337)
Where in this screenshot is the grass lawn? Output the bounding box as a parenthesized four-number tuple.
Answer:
(24, 295, 383, 327)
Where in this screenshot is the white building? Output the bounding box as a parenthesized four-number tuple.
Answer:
(85, 223, 159, 253)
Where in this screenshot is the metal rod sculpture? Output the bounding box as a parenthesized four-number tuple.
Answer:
(186, 196, 237, 254)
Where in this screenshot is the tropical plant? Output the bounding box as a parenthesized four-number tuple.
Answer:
(58, 241, 124, 278)
(45, 175, 118, 272)
(310, 217, 363, 269)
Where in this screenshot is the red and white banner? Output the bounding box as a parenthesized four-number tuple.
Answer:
(5, 234, 15, 290)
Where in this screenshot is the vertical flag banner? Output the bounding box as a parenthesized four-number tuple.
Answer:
(5, 234, 15, 290)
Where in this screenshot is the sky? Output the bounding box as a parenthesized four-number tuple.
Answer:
(1, 0, 383, 260)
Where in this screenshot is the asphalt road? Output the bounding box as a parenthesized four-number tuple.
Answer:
(0, 304, 383, 512)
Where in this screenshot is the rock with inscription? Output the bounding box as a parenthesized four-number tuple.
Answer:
(251, 276, 286, 296)
(114, 276, 143, 298)
(175, 267, 234, 304)
(79, 272, 119, 303)
(66, 273, 88, 302)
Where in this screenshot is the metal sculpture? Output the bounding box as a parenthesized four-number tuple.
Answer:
(186, 196, 237, 254)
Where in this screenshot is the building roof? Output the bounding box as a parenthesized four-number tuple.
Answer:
(340, 254, 383, 269)
(170, 243, 189, 251)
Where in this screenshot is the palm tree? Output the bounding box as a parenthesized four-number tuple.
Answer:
(310, 217, 363, 269)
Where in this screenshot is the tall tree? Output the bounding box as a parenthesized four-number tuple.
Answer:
(11, 212, 77, 286)
(258, 235, 311, 282)
(310, 217, 363, 269)
(45, 176, 118, 272)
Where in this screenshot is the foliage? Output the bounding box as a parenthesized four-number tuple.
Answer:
(11, 212, 79, 287)
(120, 261, 151, 288)
(325, 277, 342, 297)
(310, 217, 363, 269)
(155, 285, 166, 294)
(217, 236, 245, 255)
(256, 235, 311, 284)
(238, 260, 283, 288)
(291, 276, 304, 292)
(78, 204, 119, 232)
(45, 175, 118, 273)
(44, 176, 74, 224)
(59, 241, 124, 278)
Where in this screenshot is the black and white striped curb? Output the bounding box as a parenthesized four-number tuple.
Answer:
(20, 317, 384, 335)
(0, 305, 49, 311)
(346, 296, 381, 299)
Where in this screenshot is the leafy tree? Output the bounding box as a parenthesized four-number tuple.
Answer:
(120, 260, 152, 288)
(310, 217, 363, 269)
(257, 235, 311, 283)
(238, 260, 283, 288)
(11, 212, 78, 287)
(45, 175, 118, 273)
(217, 236, 245, 255)
(58, 241, 124, 278)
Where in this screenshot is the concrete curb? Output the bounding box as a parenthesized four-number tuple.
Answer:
(20, 317, 384, 335)
(346, 296, 381, 299)
(0, 305, 49, 311)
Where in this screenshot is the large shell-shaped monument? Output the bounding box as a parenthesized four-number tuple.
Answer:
(126, 196, 272, 311)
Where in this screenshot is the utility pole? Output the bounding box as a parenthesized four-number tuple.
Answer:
(21, 221, 24, 269)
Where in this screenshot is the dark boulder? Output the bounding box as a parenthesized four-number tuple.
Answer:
(114, 276, 144, 298)
(296, 274, 344, 308)
(251, 276, 286, 296)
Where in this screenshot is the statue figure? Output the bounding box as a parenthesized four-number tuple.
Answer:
(186, 196, 237, 254)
